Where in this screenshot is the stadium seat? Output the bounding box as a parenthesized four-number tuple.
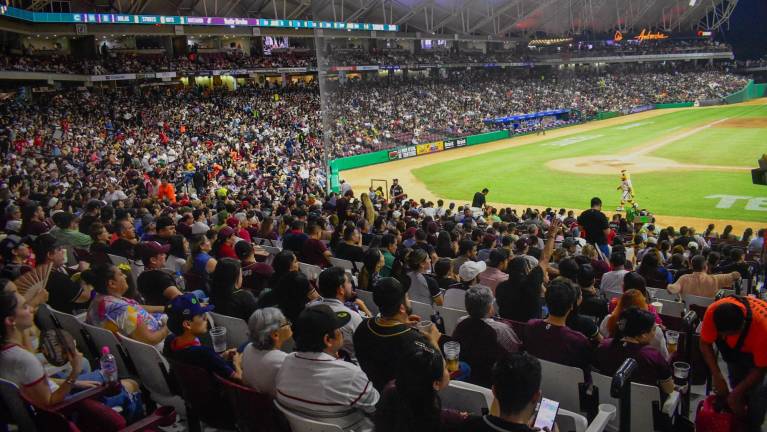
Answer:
(117, 334, 185, 416)
(438, 306, 468, 336)
(538, 358, 588, 417)
(647, 288, 680, 302)
(81, 322, 134, 379)
(439, 379, 494, 415)
(298, 262, 322, 281)
(355, 289, 379, 317)
(209, 312, 250, 350)
(683, 293, 715, 310)
(329, 257, 357, 273)
(654, 298, 686, 318)
(591, 371, 680, 432)
(167, 358, 236, 432)
(442, 288, 466, 310)
(215, 374, 276, 432)
(48, 306, 96, 365)
(273, 400, 344, 432)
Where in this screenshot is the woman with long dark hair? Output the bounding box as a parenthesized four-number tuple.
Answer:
(275, 271, 319, 322)
(165, 234, 189, 274)
(20, 203, 48, 237)
(435, 230, 457, 258)
(210, 258, 257, 321)
(375, 343, 466, 432)
(358, 248, 384, 291)
(258, 217, 277, 241)
(636, 251, 672, 289)
(595, 307, 674, 395)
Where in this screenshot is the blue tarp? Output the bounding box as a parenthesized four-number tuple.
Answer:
(484, 109, 570, 125)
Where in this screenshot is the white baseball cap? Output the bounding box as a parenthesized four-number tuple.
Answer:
(459, 261, 487, 282)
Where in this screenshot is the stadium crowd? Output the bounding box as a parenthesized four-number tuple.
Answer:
(0, 58, 764, 431)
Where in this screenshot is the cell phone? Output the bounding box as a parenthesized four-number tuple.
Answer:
(533, 397, 559, 431)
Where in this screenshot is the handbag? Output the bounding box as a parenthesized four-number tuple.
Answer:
(695, 395, 747, 432)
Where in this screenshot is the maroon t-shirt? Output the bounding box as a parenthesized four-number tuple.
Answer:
(594, 339, 671, 388)
(522, 320, 593, 379)
(301, 238, 330, 268)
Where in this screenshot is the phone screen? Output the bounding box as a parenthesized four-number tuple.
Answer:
(533, 398, 559, 431)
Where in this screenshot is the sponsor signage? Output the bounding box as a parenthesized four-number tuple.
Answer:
(90, 73, 137, 81)
(0, 6, 398, 31)
(416, 141, 444, 155)
(627, 104, 654, 114)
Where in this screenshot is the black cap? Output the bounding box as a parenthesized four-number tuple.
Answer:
(372, 277, 408, 311)
(293, 305, 352, 348)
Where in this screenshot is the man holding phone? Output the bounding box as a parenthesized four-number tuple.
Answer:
(460, 352, 558, 432)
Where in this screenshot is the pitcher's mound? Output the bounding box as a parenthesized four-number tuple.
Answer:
(546, 155, 683, 175)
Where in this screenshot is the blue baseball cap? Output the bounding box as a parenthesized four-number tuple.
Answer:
(165, 294, 214, 333)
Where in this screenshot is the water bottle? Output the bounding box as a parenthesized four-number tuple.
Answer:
(100, 346, 119, 385)
(174, 271, 185, 290)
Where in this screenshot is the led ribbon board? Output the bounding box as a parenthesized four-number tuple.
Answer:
(0, 5, 399, 32)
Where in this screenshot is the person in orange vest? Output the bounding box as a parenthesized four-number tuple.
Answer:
(157, 179, 177, 204)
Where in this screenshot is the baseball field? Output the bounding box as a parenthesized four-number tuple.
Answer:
(343, 99, 767, 232)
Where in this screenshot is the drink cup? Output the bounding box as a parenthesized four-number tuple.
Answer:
(210, 326, 228, 354)
(666, 330, 679, 354)
(673, 361, 690, 392)
(651, 301, 663, 315)
(443, 341, 461, 372)
(416, 320, 433, 335)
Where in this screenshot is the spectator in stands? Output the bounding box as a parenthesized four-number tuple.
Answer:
(358, 248, 384, 291)
(436, 230, 457, 258)
(600, 252, 629, 293)
(282, 220, 308, 254)
(636, 250, 672, 289)
(444, 261, 486, 309)
(600, 289, 669, 360)
(434, 257, 459, 290)
(496, 219, 559, 322)
(164, 292, 242, 381)
(209, 257, 257, 321)
(699, 296, 767, 429)
(379, 233, 398, 277)
(453, 285, 521, 387)
(479, 248, 510, 294)
(523, 279, 593, 378)
(269, 250, 300, 288)
(566, 283, 603, 345)
(34, 234, 90, 315)
(242, 307, 291, 396)
(84, 263, 168, 346)
(135, 241, 182, 307)
(0, 290, 140, 431)
(595, 307, 674, 395)
(313, 266, 366, 359)
(715, 247, 750, 280)
(459, 352, 548, 432)
(375, 342, 468, 432)
(235, 240, 273, 296)
(0, 234, 32, 280)
(668, 255, 741, 298)
(153, 216, 176, 245)
(354, 277, 440, 391)
(165, 235, 188, 274)
(576, 264, 608, 323)
(276, 304, 380, 430)
(747, 229, 764, 253)
(334, 226, 365, 262)
(301, 223, 332, 268)
(406, 248, 443, 305)
(50, 212, 92, 248)
(20, 203, 48, 237)
(275, 271, 319, 322)
(451, 240, 477, 274)
(577, 197, 609, 257)
(109, 218, 138, 260)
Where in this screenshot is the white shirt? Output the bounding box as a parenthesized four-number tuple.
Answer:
(0, 344, 58, 392)
(241, 344, 287, 396)
(600, 270, 629, 293)
(276, 351, 379, 431)
(104, 189, 128, 204)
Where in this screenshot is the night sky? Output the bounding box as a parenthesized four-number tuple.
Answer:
(720, 0, 767, 59)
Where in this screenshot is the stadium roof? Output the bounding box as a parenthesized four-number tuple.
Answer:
(31, 0, 738, 35)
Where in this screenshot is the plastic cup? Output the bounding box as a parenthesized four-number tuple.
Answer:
(416, 321, 433, 335)
(209, 326, 228, 354)
(443, 341, 461, 372)
(666, 330, 680, 354)
(651, 301, 664, 315)
(673, 361, 690, 392)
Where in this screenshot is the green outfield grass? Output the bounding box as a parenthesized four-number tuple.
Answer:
(412, 103, 767, 223)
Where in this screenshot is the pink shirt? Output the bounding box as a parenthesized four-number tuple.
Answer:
(479, 267, 509, 294)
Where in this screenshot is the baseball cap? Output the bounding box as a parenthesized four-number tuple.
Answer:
(646, 237, 658, 245)
(563, 237, 577, 248)
(165, 293, 214, 334)
(293, 304, 352, 349)
(137, 241, 171, 264)
(372, 277, 409, 312)
(459, 260, 487, 282)
(1, 234, 27, 260)
(218, 226, 235, 238)
(191, 221, 210, 235)
(688, 241, 699, 250)
(226, 216, 240, 228)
